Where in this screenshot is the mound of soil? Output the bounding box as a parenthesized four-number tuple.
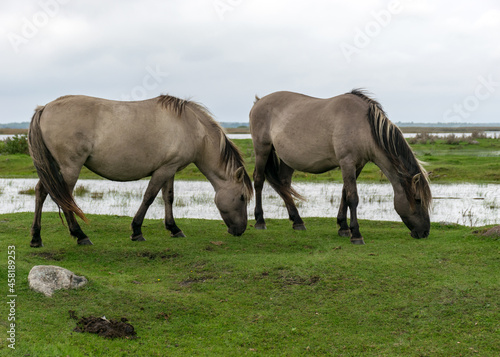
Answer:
(69, 310, 137, 339)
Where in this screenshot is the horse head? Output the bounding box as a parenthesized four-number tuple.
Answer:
(394, 172, 431, 239)
(214, 167, 253, 236)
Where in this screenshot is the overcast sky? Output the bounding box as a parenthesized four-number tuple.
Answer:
(1, 0, 499, 125)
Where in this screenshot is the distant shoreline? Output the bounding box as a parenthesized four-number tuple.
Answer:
(398, 126, 500, 133)
(225, 126, 500, 135)
(0, 128, 28, 135)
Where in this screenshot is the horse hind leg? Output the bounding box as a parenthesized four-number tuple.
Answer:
(64, 211, 92, 245)
(30, 179, 91, 247)
(162, 178, 186, 238)
(253, 145, 271, 230)
(276, 161, 305, 230)
(64, 173, 92, 245)
(30, 181, 48, 247)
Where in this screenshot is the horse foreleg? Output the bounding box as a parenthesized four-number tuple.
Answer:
(340, 164, 365, 245)
(130, 170, 169, 241)
(162, 179, 186, 238)
(63, 211, 92, 245)
(30, 181, 48, 247)
(337, 187, 351, 237)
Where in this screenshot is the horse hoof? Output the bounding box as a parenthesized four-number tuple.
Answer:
(131, 234, 146, 242)
(338, 229, 351, 237)
(254, 223, 267, 230)
(293, 224, 306, 231)
(350, 238, 365, 245)
(171, 231, 186, 238)
(77, 238, 93, 246)
(30, 241, 43, 248)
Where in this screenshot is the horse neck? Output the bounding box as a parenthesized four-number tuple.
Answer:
(372, 152, 407, 196)
(194, 136, 229, 192)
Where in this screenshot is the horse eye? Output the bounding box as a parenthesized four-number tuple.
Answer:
(240, 195, 245, 202)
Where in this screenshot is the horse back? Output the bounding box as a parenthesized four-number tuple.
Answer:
(38, 95, 202, 181)
(250, 91, 375, 173)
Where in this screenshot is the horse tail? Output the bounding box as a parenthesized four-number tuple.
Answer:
(349, 89, 432, 209)
(28, 106, 88, 222)
(264, 145, 304, 205)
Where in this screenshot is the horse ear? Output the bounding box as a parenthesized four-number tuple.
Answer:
(234, 166, 245, 182)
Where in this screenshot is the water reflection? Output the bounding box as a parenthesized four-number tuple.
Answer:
(1, 179, 498, 227)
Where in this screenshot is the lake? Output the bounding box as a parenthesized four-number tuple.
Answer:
(1, 179, 498, 227)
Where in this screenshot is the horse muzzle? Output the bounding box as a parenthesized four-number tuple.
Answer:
(228, 225, 246, 236)
(411, 230, 429, 239)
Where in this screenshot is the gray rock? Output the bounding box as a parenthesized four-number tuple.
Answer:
(483, 225, 500, 237)
(28, 265, 88, 297)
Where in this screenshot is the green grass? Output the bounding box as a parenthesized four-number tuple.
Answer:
(1, 213, 499, 356)
(411, 140, 500, 183)
(1, 138, 499, 183)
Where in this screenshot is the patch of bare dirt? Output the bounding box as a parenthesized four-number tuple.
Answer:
(69, 310, 137, 339)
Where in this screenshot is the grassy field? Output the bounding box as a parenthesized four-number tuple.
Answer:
(1, 137, 500, 183)
(1, 132, 499, 355)
(0, 213, 499, 356)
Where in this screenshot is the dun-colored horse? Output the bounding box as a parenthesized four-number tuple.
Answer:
(28, 95, 253, 247)
(250, 89, 431, 244)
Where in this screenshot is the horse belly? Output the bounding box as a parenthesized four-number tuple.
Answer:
(274, 141, 338, 174)
(84, 155, 158, 181)
(84, 141, 179, 181)
(284, 155, 337, 174)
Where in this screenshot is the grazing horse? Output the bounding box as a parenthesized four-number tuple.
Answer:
(250, 89, 431, 244)
(28, 94, 253, 247)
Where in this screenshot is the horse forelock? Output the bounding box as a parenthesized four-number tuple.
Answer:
(349, 89, 431, 210)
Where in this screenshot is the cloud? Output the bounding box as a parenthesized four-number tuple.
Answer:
(0, 0, 499, 124)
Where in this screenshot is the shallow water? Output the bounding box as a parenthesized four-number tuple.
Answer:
(1, 179, 498, 227)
